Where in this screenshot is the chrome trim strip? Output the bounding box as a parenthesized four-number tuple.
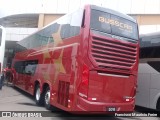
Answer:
(98, 73, 129, 78)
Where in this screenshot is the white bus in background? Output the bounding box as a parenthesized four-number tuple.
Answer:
(0, 25, 6, 76)
(136, 32, 160, 110)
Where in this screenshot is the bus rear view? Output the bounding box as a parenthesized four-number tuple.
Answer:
(11, 5, 139, 113)
(76, 5, 139, 112)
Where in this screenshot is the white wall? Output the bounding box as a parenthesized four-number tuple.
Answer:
(5, 28, 38, 41)
(42, 0, 160, 14)
(139, 25, 160, 34)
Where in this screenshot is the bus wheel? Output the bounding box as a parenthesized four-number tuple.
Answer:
(44, 87, 51, 110)
(157, 98, 160, 110)
(35, 85, 44, 105)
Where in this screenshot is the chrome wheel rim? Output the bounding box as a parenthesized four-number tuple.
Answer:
(36, 88, 40, 101)
(45, 90, 50, 105)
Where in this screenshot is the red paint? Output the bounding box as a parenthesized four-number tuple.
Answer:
(11, 5, 139, 113)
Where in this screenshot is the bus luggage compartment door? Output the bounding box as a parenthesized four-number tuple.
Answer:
(87, 71, 136, 106)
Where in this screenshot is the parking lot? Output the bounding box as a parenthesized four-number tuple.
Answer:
(0, 85, 159, 120)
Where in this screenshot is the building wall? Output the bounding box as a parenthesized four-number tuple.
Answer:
(40, 0, 160, 14)
(1, 0, 160, 34)
(2, 0, 160, 36)
(1, 0, 160, 17)
(38, 14, 64, 29)
(5, 28, 38, 41)
(133, 15, 160, 34)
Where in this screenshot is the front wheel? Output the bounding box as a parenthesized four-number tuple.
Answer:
(35, 85, 44, 105)
(44, 87, 51, 110)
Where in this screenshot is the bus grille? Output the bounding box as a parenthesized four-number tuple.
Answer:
(91, 36, 137, 71)
(57, 81, 70, 107)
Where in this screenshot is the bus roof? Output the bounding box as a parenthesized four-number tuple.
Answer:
(17, 4, 137, 45)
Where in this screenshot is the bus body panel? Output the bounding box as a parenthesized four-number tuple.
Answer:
(136, 63, 160, 109)
(12, 34, 81, 111)
(136, 64, 151, 108)
(88, 71, 136, 103)
(75, 96, 134, 112)
(136, 32, 160, 110)
(88, 31, 139, 75)
(150, 87, 160, 109)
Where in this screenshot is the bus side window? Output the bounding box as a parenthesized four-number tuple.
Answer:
(21, 62, 26, 74)
(24, 60, 38, 76)
(14, 61, 26, 74)
(61, 24, 71, 39)
(14, 61, 21, 73)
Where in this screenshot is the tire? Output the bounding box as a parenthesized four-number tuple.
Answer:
(157, 98, 160, 111)
(44, 87, 52, 110)
(0, 76, 2, 90)
(35, 84, 44, 105)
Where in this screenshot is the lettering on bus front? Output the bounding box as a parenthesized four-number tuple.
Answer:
(90, 9, 138, 40)
(98, 16, 132, 32)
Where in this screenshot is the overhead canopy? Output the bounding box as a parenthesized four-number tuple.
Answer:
(0, 14, 39, 28)
(140, 32, 160, 48)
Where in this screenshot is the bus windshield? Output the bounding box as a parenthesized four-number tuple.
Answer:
(90, 9, 138, 40)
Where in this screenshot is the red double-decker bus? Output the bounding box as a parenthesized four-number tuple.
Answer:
(12, 5, 139, 112)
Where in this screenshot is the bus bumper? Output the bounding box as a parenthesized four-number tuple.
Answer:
(74, 96, 135, 113)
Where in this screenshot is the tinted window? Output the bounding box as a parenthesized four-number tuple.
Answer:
(14, 61, 25, 74)
(90, 10, 138, 40)
(140, 47, 160, 58)
(14, 60, 38, 75)
(140, 36, 160, 48)
(148, 61, 160, 72)
(110, 15, 138, 40)
(16, 9, 83, 52)
(25, 60, 38, 75)
(90, 10, 111, 33)
(140, 35, 160, 58)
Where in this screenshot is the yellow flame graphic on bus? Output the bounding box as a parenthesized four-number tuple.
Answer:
(52, 25, 63, 47)
(53, 50, 66, 84)
(42, 25, 66, 82)
(52, 25, 66, 83)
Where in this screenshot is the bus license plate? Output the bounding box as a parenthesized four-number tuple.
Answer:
(107, 107, 116, 111)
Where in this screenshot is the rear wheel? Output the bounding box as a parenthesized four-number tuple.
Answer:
(35, 84, 44, 105)
(44, 87, 51, 110)
(156, 98, 160, 111)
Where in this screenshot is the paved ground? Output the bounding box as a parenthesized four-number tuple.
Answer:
(0, 84, 159, 120)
